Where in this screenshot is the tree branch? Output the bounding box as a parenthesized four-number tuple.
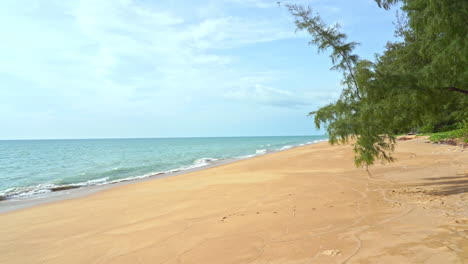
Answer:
(286, 4, 362, 100)
(308, 24, 362, 100)
(446, 87, 468, 95)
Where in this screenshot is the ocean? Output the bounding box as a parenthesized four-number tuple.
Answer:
(0, 136, 327, 199)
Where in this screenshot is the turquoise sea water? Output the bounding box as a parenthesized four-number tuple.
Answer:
(0, 136, 327, 199)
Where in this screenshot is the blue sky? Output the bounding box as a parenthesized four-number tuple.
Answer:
(0, 0, 398, 139)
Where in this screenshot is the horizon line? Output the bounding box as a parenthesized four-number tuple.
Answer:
(0, 134, 327, 141)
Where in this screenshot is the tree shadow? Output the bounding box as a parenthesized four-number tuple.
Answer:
(423, 175, 467, 181)
(414, 173, 468, 196)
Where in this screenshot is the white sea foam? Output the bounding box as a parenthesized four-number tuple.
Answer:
(314, 139, 328, 143)
(193, 157, 219, 166)
(279, 145, 292, 150)
(108, 172, 161, 184)
(1, 184, 54, 198)
(236, 154, 256, 159)
(256, 149, 267, 155)
(175, 157, 220, 171)
(79, 177, 109, 186)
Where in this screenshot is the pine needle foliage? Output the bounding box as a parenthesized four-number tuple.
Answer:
(286, 1, 467, 168)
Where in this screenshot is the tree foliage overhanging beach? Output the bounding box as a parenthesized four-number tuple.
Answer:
(287, 0, 468, 167)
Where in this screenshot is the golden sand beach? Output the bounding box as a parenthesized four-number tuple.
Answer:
(1, 139, 467, 263)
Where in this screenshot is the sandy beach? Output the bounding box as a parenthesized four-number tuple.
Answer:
(1, 139, 467, 263)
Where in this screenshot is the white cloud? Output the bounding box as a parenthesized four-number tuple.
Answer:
(189, 16, 295, 50)
(61, 0, 297, 102)
(225, 84, 310, 108)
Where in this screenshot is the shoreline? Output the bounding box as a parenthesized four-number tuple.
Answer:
(1, 139, 466, 263)
(0, 140, 326, 214)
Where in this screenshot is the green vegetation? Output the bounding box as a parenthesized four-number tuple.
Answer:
(424, 121, 468, 143)
(287, 0, 467, 167)
(428, 131, 459, 143)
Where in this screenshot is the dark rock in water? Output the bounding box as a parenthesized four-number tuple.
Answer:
(51, 185, 80, 192)
(0, 195, 6, 201)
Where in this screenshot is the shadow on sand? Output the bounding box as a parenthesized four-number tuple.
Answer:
(415, 174, 468, 196)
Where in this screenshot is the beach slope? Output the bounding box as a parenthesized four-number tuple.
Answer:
(1, 140, 467, 263)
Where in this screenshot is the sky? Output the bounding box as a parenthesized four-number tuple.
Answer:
(0, 0, 398, 139)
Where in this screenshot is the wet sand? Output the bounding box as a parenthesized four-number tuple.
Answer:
(1, 139, 467, 263)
